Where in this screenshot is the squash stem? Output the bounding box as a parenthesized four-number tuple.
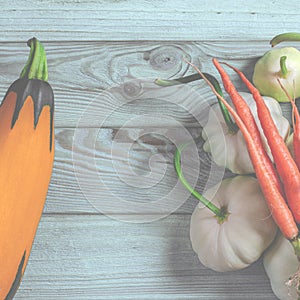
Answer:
(174, 140, 226, 219)
(280, 56, 288, 78)
(271, 32, 300, 47)
(155, 73, 238, 134)
(20, 37, 48, 81)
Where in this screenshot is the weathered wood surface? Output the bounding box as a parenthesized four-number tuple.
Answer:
(16, 215, 275, 300)
(47, 126, 232, 216)
(0, 40, 294, 129)
(3, 1, 300, 299)
(0, 0, 300, 41)
(0, 41, 274, 127)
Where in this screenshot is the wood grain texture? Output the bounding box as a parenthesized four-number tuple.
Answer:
(0, 40, 291, 127)
(15, 215, 275, 300)
(46, 127, 229, 215)
(1, 0, 300, 41)
(3, 2, 299, 299)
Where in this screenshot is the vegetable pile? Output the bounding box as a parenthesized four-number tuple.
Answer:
(156, 32, 300, 300)
(202, 91, 289, 174)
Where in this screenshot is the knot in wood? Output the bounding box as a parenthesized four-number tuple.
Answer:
(122, 81, 142, 98)
(148, 46, 182, 71)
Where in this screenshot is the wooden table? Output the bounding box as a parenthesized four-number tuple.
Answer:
(2, 1, 299, 299)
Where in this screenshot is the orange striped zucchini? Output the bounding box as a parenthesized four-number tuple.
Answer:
(0, 38, 54, 299)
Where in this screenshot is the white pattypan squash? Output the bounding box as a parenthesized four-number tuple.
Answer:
(190, 175, 277, 272)
(263, 234, 299, 300)
(202, 92, 290, 174)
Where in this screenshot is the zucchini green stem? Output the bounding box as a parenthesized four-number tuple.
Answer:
(155, 73, 238, 134)
(174, 140, 228, 221)
(280, 56, 288, 78)
(270, 32, 300, 47)
(20, 37, 48, 81)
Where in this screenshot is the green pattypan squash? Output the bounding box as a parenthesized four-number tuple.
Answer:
(253, 47, 300, 102)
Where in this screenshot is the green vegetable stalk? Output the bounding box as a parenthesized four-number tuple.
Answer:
(270, 32, 300, 47)
(20, 37, 48, 81)
(174, 140, 229, 223)
(155, 73, 238, 134)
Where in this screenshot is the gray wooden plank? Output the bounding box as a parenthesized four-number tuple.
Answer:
(44, 92, 294, 215)
(0, 0, 300, 41)
(0, 41, 217, 127)
(14, 214, 276, 300)
(45, 95, 293, 215)
(0, 40, 280, 127)
(46, 127, 228, 215)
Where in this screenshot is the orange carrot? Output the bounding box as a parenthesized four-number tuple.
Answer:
(291, 103, 300, 170)
(212, 58, 283, 194)
(187, 62, 298, 240)
(223, 61, 300, 224)
(277, 78, 300, 171)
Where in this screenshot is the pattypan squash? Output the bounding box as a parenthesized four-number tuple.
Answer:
(190, 175, 277, 272)
(263, 234, 298, 300)
(202, 92, 290, 174)
(253, 47, 300, 102)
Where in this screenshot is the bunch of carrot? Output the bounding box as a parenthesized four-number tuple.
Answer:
(189, 58, 300, 283)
